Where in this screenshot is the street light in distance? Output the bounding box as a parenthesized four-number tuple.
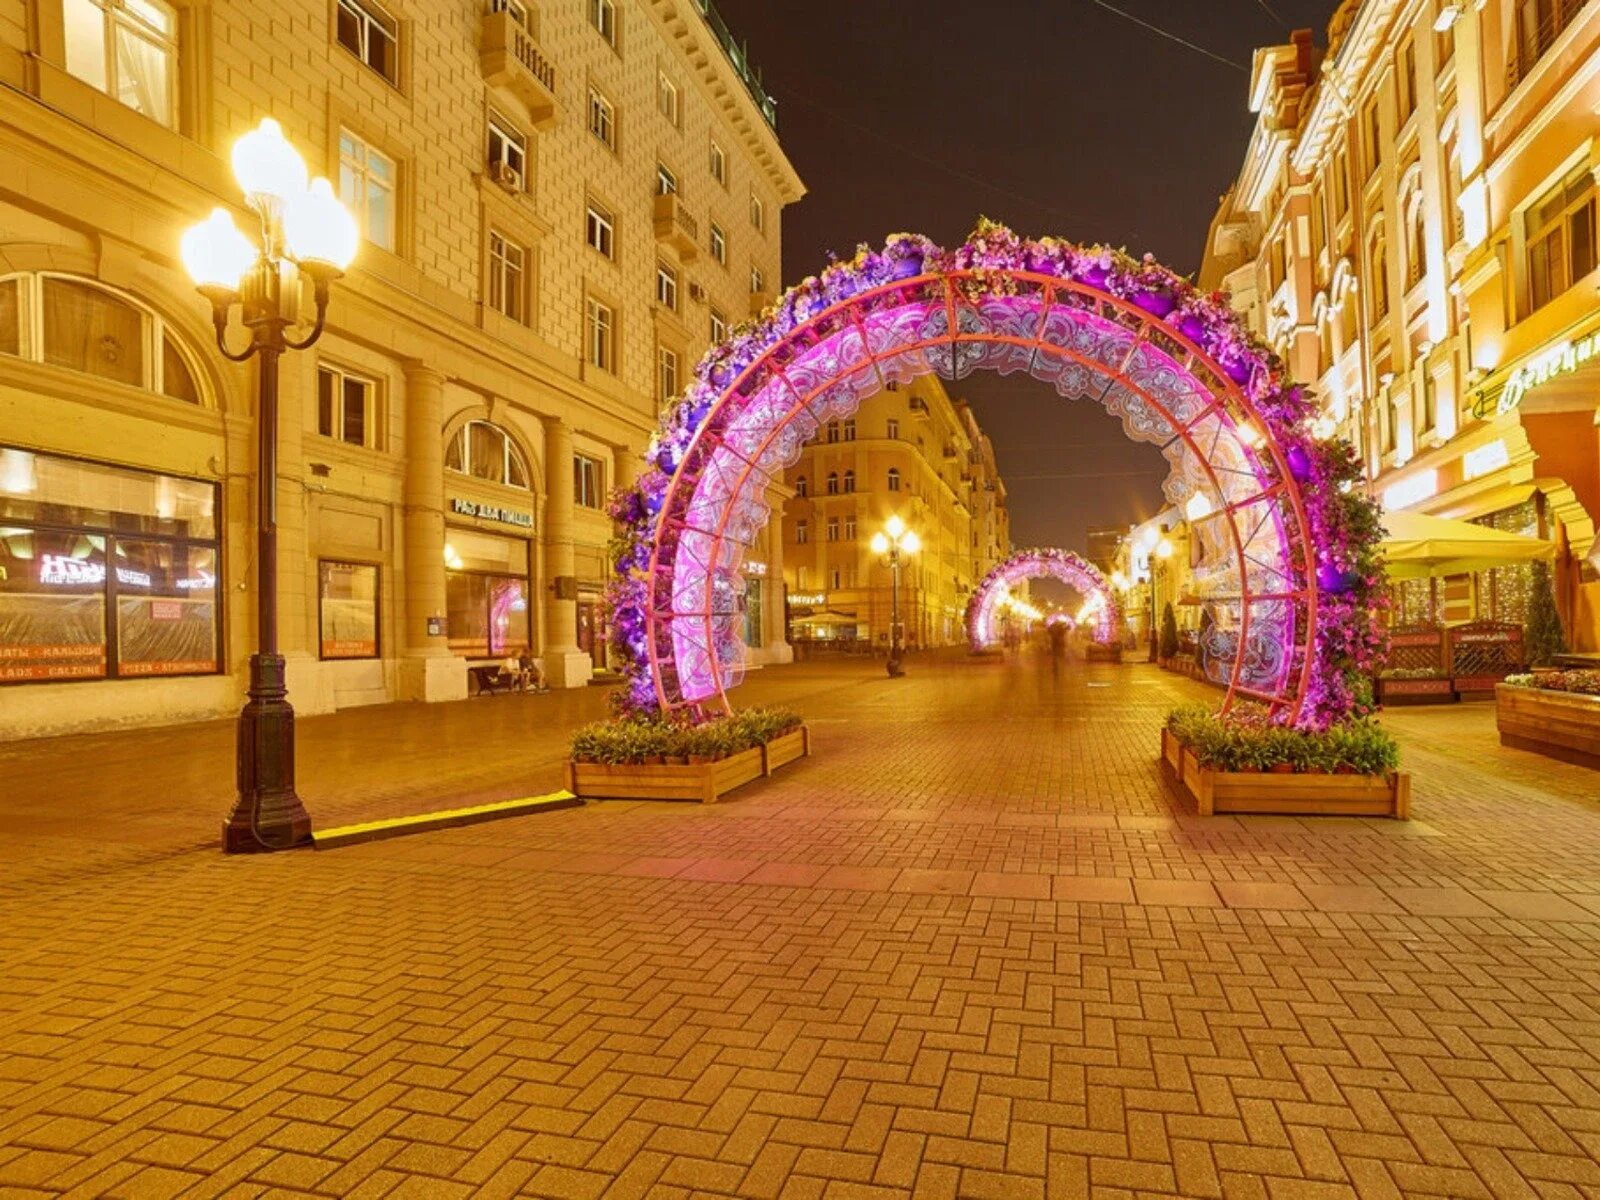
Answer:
(182, 116, 360, 854)
(871, 514, 920, 678)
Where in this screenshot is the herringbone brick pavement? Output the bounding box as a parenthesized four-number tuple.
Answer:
(3, 652, 1600, 1198)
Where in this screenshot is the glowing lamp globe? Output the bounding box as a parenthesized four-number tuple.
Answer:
(1156, 538, 1174, 559)
(885, 514, 905, 539)
(869, 532, 889, 555)
(180, 208, 256, 297)
(284, 178, 359, 277)
(232, 117, 308, 208)
(900, 530, 921, 555)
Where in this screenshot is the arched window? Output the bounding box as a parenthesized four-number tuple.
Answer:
(445, 420, 531, 488)
(887, 468, 901, 492)
(842, 469, 855, 494)
(0, 272, 202, 403)
(826, 471, 838, 495)
(1407, 196, 1428, 287)
(1368, 234, 1389, 321)
(795, 475, 807, 497)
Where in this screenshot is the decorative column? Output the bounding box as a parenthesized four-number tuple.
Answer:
(542, 416, 592, 688)
(400, 362, 466, 702)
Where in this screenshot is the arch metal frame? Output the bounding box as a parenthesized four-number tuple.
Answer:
(966, 549, 1119, 649)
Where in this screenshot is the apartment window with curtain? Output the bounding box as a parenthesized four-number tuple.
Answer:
(574, 454, 604, 508)
(1526, 164, 1596, 313)
(62, 0, 178, 126)
(445, 420, 531, 488)
(335, 0, 398, 85)
(487, 230, 527, 323)
(338, 129, 397, 251)
(317, 365, 377, 448)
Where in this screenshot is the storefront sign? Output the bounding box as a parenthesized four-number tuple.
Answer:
(38, 556, 151, 588)
(450, 497, 533, 529)
(788, 592, 826, 607)
(1382, 470, 1438, 512)
(149, 600, 183, 622)
(1462, 440, 1510, 481)
(1477, 330, 1600, 418)
(745, 560, 768, 576)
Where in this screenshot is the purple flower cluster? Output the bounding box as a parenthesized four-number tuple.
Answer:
(604, 220, 1387, 730)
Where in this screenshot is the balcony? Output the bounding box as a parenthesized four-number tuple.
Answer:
(481, 10, 558, 129)
(654, 194, 699, 260)
(1507, 0, 1586, 89)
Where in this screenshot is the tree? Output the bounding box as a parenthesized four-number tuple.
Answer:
(1524, 559, 1566, 667)
(1160, 602, 1180, 661)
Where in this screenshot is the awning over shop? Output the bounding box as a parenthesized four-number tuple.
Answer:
(1379, 510, 1555, 579)
(793, 610, 859, 628)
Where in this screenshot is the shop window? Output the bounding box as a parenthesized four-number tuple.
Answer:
(317, 365, 377, 448)
(588, 0, 615, 46)
(1526, 164, 1596, 313)
(0, 273, 202, 403)
(63, 0, 178, 127)
(487, 230, 527, 323)
(742, 575, 763, 648)
(656, 344, 679, 404)
(318, 560, 378, 659)
(338, 129, 397, 251)
(574, 452, 604, 508)
(585, 296, 614, 372)
(657, 71, 679, 126)
(445, 420, 530, 489)
(0, 448, 219, 683)
(585, 199, 615, 259)
(587, 86, 615, 149)
(444, 528, 531, 659)
(487, 113, 526, 191)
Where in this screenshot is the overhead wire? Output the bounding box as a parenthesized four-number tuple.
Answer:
(1084, 0, 1251, 73)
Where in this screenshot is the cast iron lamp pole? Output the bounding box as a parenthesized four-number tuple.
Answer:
(871, 515, 919, 678)
(181, 117, 359, 853)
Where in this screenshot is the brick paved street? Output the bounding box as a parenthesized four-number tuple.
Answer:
(5, 653, 1600, 1198)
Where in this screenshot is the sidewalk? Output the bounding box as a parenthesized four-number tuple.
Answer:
(5, 653, 1600, 1198)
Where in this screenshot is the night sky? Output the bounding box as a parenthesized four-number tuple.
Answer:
(717, 0, 1338, 554)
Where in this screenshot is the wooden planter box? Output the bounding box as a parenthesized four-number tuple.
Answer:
(1376, 677, 1457, 706)
(1085, 642, 1122, 663)
(566, 727, 811, 803)
(1497, 685, 1600, 769)
(1160, 728, 1410, 819)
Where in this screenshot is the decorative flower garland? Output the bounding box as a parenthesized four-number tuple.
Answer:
(966, 549, 1119, 647)
(605, 220, 1388, 730)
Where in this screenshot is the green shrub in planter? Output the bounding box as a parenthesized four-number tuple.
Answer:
(1165, 705, 1399, 775)
(570, 708, 804, 765)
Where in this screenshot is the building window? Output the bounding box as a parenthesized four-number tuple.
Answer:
(588, 0, 615, 46)
(63, 0, 178, 126)
(750, 193, 765, 232)
(657, 71, 679, 124)
(886, 418, 899, 439)
(1363, 98, 1382, 177)
(574, 453, 604, 508)
(1511, 0, 1585, 86)
(750, 265, 764, 294)
(825, 421, 839, 444)
(795, 475, 807, 498)
(826, 472, 838, 495)
(1370, 237, 1389, 320)
(656, 162, 677, 196)
(826, 517, 839, 542)
(709, 138, 727, 185)
(487, 230, 527, 323)
(587, 86, 615, 149)
(655, 261, 678, 310)
(710, 308, 727, 344)
(319, 561, 378, 659)
(657, 344, 679, 403)
(335, 0, 398, 84)
(317, 365, 377, 447)
(585, 296, 614, 372)
(0, 448, 220, 683)
(487, 113, 526, 190)
(444, 531, 531, 659)
(491, 0, 531, 27)
(795, 519, 807, 544)
(829, 568, 841, 590)
(1406, 197, 1427, 287)
(842, 419, 855, 442)
(887, 467, 901, 492)
(338, 129, 397, 251)
(842, 469, 855, 494)
(843, 515, 856, 540)
(1397, 38, 1416, 119)
(445, 420, 530, 488)
(1333, 149, 1350, 217)
(710, 222, 727, 265)
(0, 273, 200, 403)
(1526, 164, 1596, 313)
(585, 200, 615, 259)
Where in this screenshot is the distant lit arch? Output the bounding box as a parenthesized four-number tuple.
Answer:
(966, 549, 1118, 649)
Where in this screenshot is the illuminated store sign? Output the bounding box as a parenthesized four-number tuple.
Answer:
(1462, 440, 1510, 481)
(450, 497, 533, 529)
(1477, 331, 1600, 418)
(1382, 470, 1438, 512)
(788, 592, 826, 606)
(39, 555, 151, 588)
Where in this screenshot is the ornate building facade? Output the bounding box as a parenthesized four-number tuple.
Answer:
(1201, 0, 1599, 651)
(0, 0, 804, 738)
(781, 375, 1011, 651)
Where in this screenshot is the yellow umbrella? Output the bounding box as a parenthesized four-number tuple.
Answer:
(1379, 510, 1555, 580)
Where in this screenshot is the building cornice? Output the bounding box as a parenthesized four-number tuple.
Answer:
(1290, 0, 1402, 176)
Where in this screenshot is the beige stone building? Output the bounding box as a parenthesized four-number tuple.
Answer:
(1200, 0, 1600, 653)
(781, 375, 1011, 651)
(0, 0, 803, 738)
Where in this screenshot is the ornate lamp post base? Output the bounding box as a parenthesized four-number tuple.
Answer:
(223, 652, 312, 853)
(886, 658, 905, 678)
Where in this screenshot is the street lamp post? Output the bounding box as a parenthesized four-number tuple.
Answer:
(181, 117, 359, 854)
(1152, 534, 1173, 662)
(870, 515, 919, 678)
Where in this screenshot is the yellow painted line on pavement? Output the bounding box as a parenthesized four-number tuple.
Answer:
(312, 790, 582, 849)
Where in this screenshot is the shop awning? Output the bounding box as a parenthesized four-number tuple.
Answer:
(1379, 510, 1555, 579)
(794, 610, 859, 627)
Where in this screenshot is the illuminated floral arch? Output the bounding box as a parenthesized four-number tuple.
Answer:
(967, 549, 1118, 648)
(607, 221, 1385, 730)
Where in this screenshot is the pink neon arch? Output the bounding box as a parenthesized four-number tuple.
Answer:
(618, 229, 1357, 726)
(967, 550, 1118, 649)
